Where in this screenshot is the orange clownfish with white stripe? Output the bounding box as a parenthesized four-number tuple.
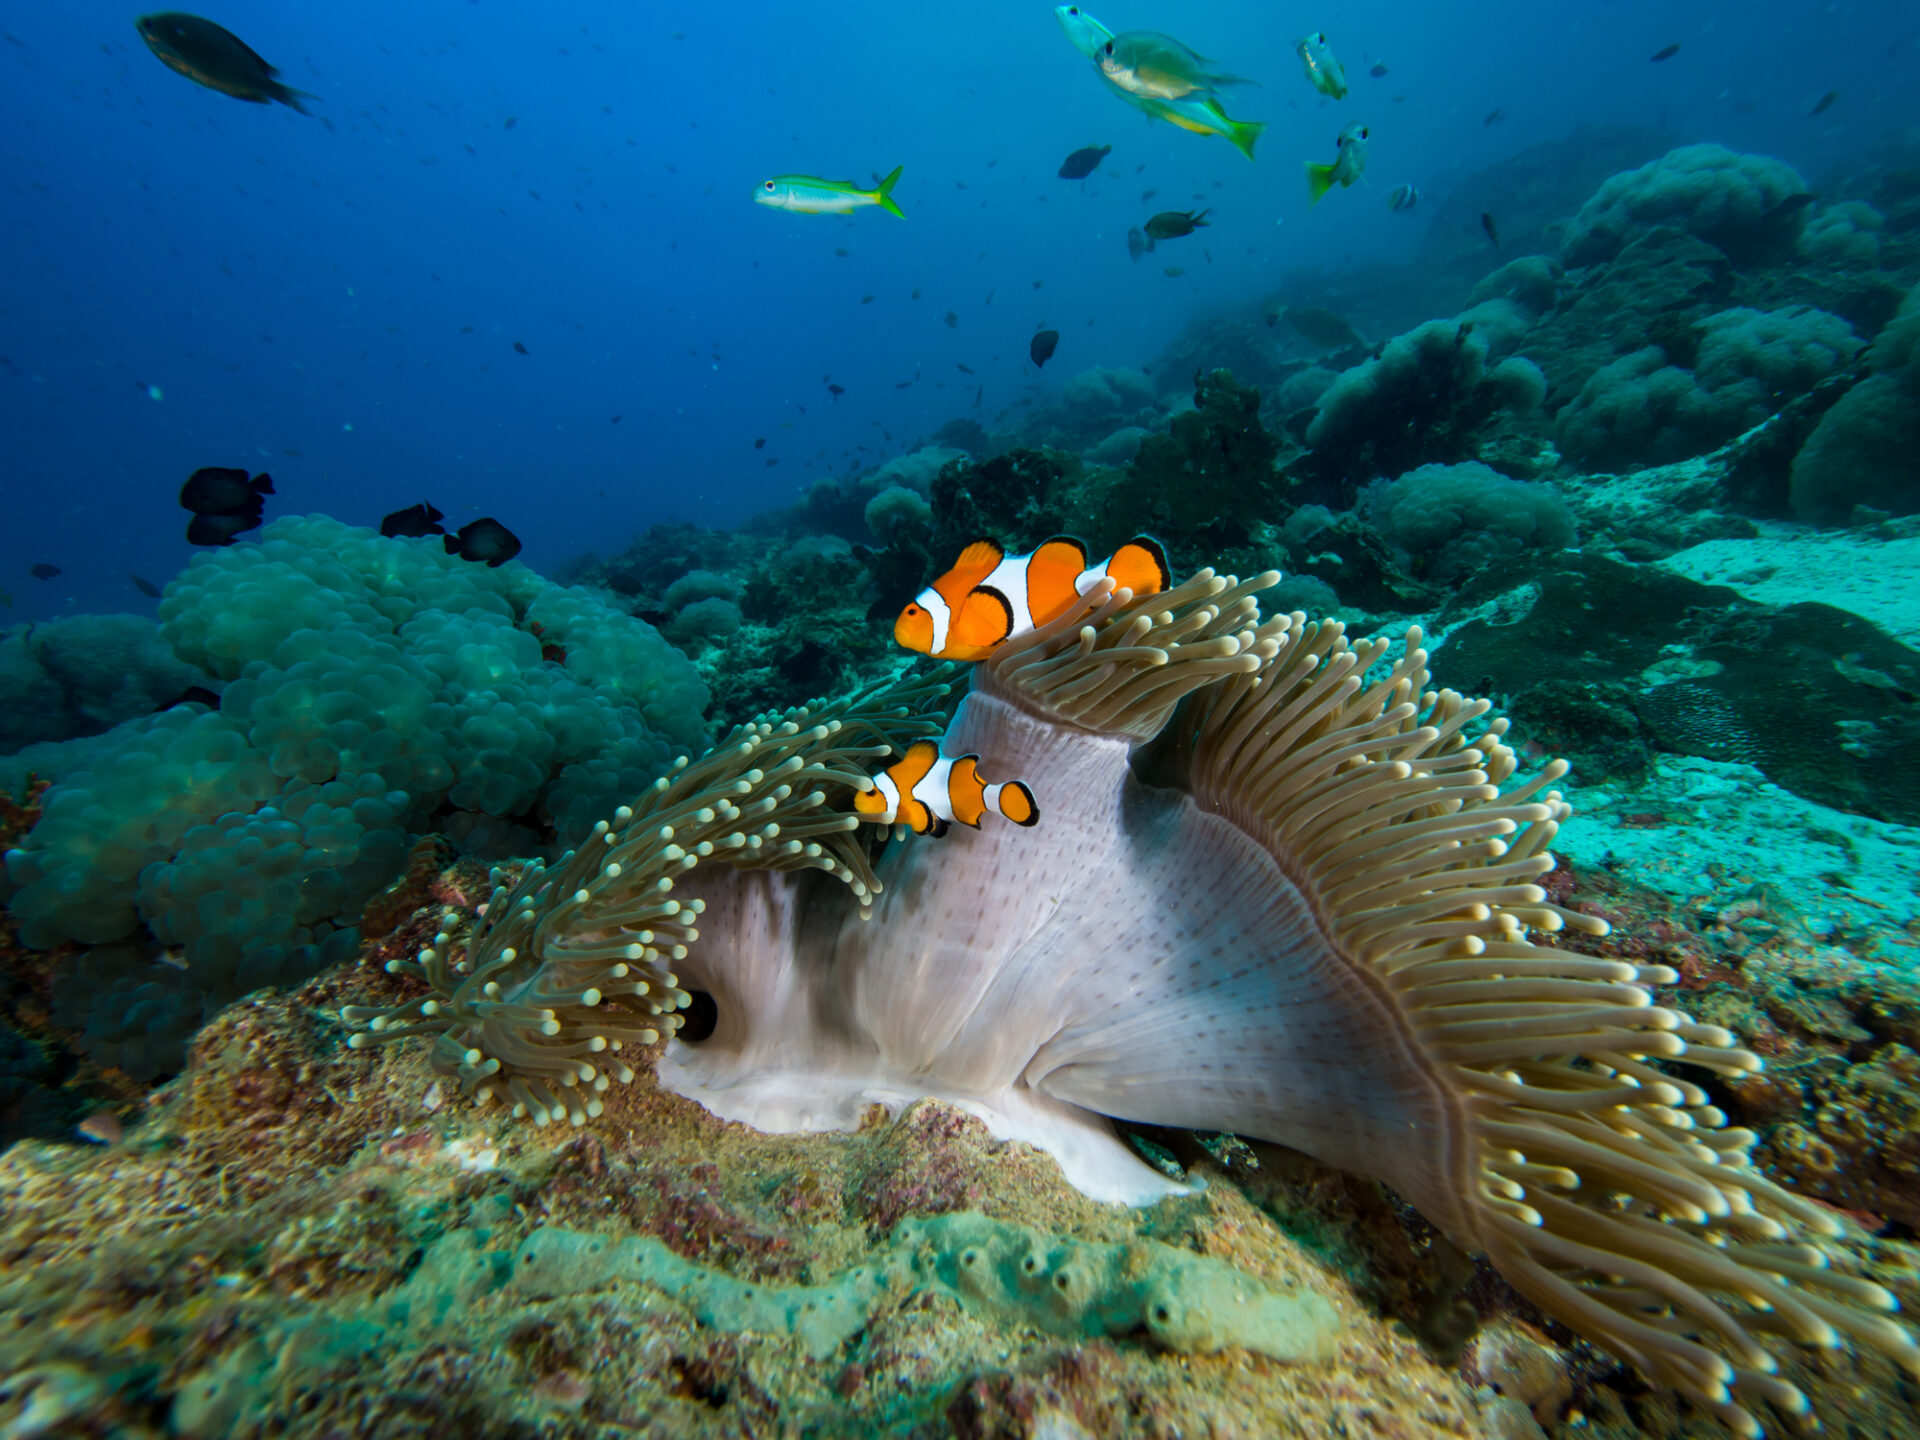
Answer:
(853, 740, 1039, 837)
(894, 534, 1171, 662)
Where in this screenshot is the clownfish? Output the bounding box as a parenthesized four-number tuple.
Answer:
(895, 534, 1170, 662)
(853, 740, 1039, 837)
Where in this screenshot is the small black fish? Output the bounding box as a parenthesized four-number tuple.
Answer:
(30, 563, 60, 580)
(135, 13, 319, 114)
(753, 437, 766, 449)
(860, 294, 875, 304)
(1143, 209, 1209, 241)
(1483, 108, 1504, 126)
(1811, 89, 1838, 116)
(610, 414, 622, 424)
(1058, 144, 1112, 180)
(186, 511, 262, 547)
(130, 573, 162, 598)
(911, 286, 921, 299)
(180, 466, 272, 517)
(380, 501, 446, 539)
(956, 362, 974, 375)
(1369, 61, 1388, 78)
(513, 341, 529, 354)
(504, 116, 518, 129)
(1481, 212, 1500, 247)
(444, 518, 522, 567)
(943, 310, 958, 329)
(1650, 44, 1680, 62)
(973, 384, 983, 409)
(1127, 227, 1153, 262)
(1029, 329, 1060, 368)
(828, 383, 845, 399)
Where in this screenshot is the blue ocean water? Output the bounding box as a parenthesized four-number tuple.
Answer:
(2, 0, 1912, 620)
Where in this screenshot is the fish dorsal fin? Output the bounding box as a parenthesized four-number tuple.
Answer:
(894, 739, 941, 785)
(947, 538, 1005, 587)
(1105, 535, 1171, 597)
(1025, 536, 1092, 625)
(931, 538, 1005, 622)
(891, 740, 941, 834)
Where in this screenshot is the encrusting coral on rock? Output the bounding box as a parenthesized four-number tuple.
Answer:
(351, 553, 1920, 1436)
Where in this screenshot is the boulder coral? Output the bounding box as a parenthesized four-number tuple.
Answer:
(1790, 282, 1920, 521)
(1561, 143, 1811, 267)
(1557, 306, 1860, 470)
(353, 561, 1920, 1436)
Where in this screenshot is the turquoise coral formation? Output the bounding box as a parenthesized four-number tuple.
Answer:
(3, 515, 709, 1076)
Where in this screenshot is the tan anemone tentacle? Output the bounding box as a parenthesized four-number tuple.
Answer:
(980, 567, 1290, 740)
(1170, 617, 1920, 1434)
(343, 664, 957, 1123)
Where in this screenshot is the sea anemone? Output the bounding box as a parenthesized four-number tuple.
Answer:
(349, 564, 1918, 1434)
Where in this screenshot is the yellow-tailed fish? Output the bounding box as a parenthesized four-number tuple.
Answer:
(754, 166, 904, 218)
(1306, 121, 1369, 204)
(1054, 7, 1264, 161)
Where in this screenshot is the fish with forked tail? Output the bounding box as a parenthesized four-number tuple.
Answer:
(136, 13, 319, 114)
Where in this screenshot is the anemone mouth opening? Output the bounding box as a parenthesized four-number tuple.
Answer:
(678, 989, 719, 1043)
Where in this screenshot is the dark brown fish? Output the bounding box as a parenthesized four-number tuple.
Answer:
(1481, 212, 1500, 247)
(444, 518, 522, 567)
(186, 511, 262, 546)
(29, 563, 60, 580)
(1058, 144, 1112, 180)
(1811, 90, 1838, 116)
(513, 340, 529, 354)
(135, 13, 318, 114)
(754, 437, 766, 449)
(1029, 329, 1060, 368)
(179, 466, 273, 516)
(943, 310, 958, 328)
(130, 573, 162, 598)
(956, 362, 974, 375)
(1143, 209, 1209, 241)
(380, 501, 446, 539)
(1650, 44, 1680, 62)
(828, 382, 845, 399)
(1483, 108, 1504, 126)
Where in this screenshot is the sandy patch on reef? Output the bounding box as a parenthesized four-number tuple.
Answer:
(1660, 523, 1920, 646)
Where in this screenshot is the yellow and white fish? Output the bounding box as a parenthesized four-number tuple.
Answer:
(894, 534, 1170, 662)
(1054, 7, 1265, 160)
(754, 165, 904, 218)
(854, 740, 1039, 836)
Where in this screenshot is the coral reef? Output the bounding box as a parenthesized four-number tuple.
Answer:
(1789, 281, 1920, 521)
(2, 517, 708, 1079)
(349, 559, 1920, 1434)
(0, 614, 208, 756)
(1365, 462, 1574, 583)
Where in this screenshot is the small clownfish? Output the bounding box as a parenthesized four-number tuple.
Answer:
(895, 534, 1170, 662)
(853, 740, 1039, 837)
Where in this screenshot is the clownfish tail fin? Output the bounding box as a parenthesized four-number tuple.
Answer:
(985, 780, 1040, 828)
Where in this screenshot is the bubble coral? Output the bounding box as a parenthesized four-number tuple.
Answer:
(353, 564, 1919, 1435)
